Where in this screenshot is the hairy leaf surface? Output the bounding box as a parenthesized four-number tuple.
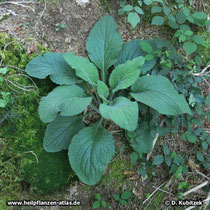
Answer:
(43, 115, 84, 152)
(109, 56, 145, 92)
(64, 53, 99, 85)
(86, 16, 123, 76)
(100, 97, 138, 131)
(130, 75, 191, 115)
(68, 125, 115, 185)
(26, 52, 79, 85)
(39, 85, 92, 123)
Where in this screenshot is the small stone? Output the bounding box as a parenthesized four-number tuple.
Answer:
(75, 0, 89, 6)
(65, 36, 72, 44)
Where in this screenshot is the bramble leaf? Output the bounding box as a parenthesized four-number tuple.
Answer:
(152, 16, 164, 25)
(128, 12, 140, 28)
(183, 42, 197, 55)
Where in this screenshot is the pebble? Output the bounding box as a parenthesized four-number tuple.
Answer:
(65, 36, 72, 44)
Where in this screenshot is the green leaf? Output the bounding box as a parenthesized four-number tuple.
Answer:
(119, 199, 127, 205)
(26, 52, 80, 85)
(184, 30, 193, 36)
(130, 75, 191, 115)
(130, 152, 138, 164)
(93, 201, 100, 209)
(163, 144, 170, 155)
(176, 11, 187, 24)
(183, 42, 197, 56)
(168, 14, 176, 22)
(68, 125, 115, 185)
(128, 122, 154, 154)
(86, 16, 123, 76)
(134, 6, 144, 15)
(179, 35, 186, 42)
(0, 67, 9, 74)
(128, 12, 140, 28)
(64, 53, 99, 85)
(174, 154, 184, 165)
(140, 42, 152, 53)
(192, 12, 208, 20)
(163, 4, 171, 16)
(109, 56, 145, 92)
(186, 133, 197, 143)
(168, 21, 179, 29)
(153, 155, 164, 165)
(145, 54, 154, 61)
(202, 141, 208, 150)
(196, 152, 204, 162)
(112, 194, 120, 201)
(165, 155, 172, 166)
(121, 191, 132, 200)
(139, 167, 146, 177)
(143, 0, 152, 5)
(97, 80, 109, 99)
(152, 16, 164, 25)
(43, 115, 84, 152)
(123, 5, 133, 12)
(95, 193, 101, 201)
(182, 7, 190, 16)
(39, 85, 92, 123)
(100, 97, 138, 131)
(151, 6, 162, 13)
(101, 200, 106, 207)
(192, 35, 205, 45)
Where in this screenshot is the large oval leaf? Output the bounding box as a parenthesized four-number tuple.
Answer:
(26, 52, 79, 85)
(109, 56, 145, 92)
(99, 97, 138, 131)
(64, 53, 99, 85)
(39, 85, 92, 123)
(86, 16, 123, 77)
(68, 125, 115, 185)
(130, 75, 191, 115)
(43, 115, 84, 152)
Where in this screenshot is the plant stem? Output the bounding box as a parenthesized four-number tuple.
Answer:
(108, 91, 115, 101)
(97, 117, 104, 129)
(90, 104, 100, 114)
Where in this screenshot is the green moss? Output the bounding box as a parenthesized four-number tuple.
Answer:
(101, 156, 131, 190)
(0, 32, 75, 196)
(146, 191, 166, 209)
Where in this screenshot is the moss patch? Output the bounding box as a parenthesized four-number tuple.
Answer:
(101, 156, 131, 190)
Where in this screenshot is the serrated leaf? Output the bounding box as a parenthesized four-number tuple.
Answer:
(151, 6, 162, 13)
(95, 193, 101, 201)
(165, 155, 172, 166)
(68, 125, 115, 185)
(182, 7, 190, 16)
(119, 199, 127, 205)
(168, 14, 176, 22)
(101, 200, 106, 207)
(39, 85, 92, 123)
(176, 11, 187, 24)
(130, 152, 138, 164)
(192, 35, 205, 45)
(112, 194, 120, 201)
(100, 97, 138, 131)
(196, 152, 204, 161)
(186, 133, 197, 143)
(123, 5, 133, 12)
(64, 53, 99, 85)
(93, 201, 100, 209)
(163, 4, 171, 16)
(153, 155, 164, 165)
(152, 16, 164, 25)
(145, 54, 154, 61)
(121, 191, 132, 200)
(168, 21, 179, 29)
(184, 30, 193, 36)
(202, 141, 208, 150)
(192, 12, 208, 20)
(134, 6, 144, 15)
(86, 16, 123, 78)
(179, 34, 186, 42)
(97, 80, 109, 99)
(139, 167, 146, 177)
(130, 75, 191, 115)
(140, 42, 152, 53)
(138, 0, 142, 6)
(183, 42, 197, 56)
(174, 154, 184, 165)
(163, 144, 170, 155)
(128, 12, 140, 28)
(43, 115, 84, 152)
(26, 52, 80, 85)
(109, 56, 145, 92)
(143, 0, 152, 5)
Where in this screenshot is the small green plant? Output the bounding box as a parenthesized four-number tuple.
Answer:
(26, 15, 191, 185)
(92, 193, 107, 209)
(0, 67, 10, 108)
(112, 191, 132, 205)
(55, 23, 66, 32)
